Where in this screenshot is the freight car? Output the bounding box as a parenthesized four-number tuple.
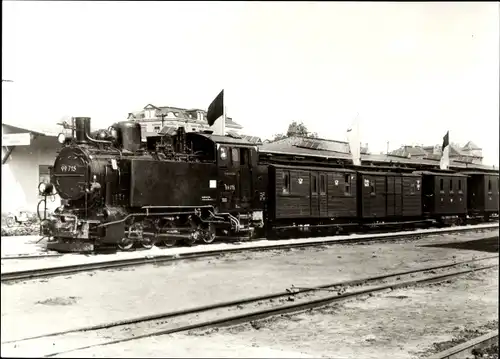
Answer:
(38, 117, 499, 253)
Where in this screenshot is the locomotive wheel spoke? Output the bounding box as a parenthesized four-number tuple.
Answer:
(141, 220, 156, 249)
(161, 222, 177, 248)
(141, 238, 154, 249)
(201, 224, 216, 244)
(201, 232, 216, 244)
(120, 223, 142, 251)
(162, 237, 177, 248)
(118, 237, 134, 251)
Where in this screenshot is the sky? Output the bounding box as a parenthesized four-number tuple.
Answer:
(2, 1, 499, 165)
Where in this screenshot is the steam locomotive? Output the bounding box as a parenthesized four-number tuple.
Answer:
(39, 117, 499, 253)
(39, 117, 267, 252)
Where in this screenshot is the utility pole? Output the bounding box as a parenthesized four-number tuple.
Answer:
(159, 113, 166, 129)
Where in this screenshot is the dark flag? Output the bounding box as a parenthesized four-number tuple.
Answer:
(207, 90, 224, 126)
(442, 131, 449, 152)
(440, 130, 450, 170)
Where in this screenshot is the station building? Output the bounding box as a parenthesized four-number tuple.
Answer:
(2, 122, 62, 215)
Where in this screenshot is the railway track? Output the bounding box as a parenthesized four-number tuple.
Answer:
(1, 224, 498, 283)
(1, 254, 63, 260)
(2, 255, 497, 358)
(429, 330, 499, 359)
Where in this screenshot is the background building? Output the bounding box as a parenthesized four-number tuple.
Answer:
(390, 141, 483, 164)
(262, 136, 370, 155)
(128, 104, 244, 140)
(2, 122, 62, 214)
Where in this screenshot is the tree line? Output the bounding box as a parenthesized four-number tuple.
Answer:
(269, 121, 318, 142)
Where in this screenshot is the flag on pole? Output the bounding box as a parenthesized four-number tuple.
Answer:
(440, 131, 450, 170)
(347, 113, 361, 166)
(207, 90, 224, 126)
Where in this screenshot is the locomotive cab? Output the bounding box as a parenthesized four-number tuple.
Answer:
(180, 132, 259, 212)
(211, 135, 258, 212)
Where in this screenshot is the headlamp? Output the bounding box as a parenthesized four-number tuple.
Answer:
(38, 182, 54, 196)
(57, 133, 66, 144)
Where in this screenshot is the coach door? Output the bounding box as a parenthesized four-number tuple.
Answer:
(319, 173, 327, 217)
(237, 147, 253, 209)
(310, 172, 319, 217)
(229, 147, 253, 210)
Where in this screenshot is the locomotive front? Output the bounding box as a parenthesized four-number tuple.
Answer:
(39, 117, 125, 252)
(52, 146, 106, 204)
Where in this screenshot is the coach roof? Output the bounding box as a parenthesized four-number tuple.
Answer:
(189, 132, 257, 147)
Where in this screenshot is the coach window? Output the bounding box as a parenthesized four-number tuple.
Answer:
(282, 171, 291, 194)
(320, 174, 326, 194)
(458, 179, 462, 193)
(344, 174, 351, 196)
(440, 178, 444, 192)
(410, 183, 415, 195)
(488, 179, 492, 193)
(449, 179, 454, 193)
(231, 148, 239, 166)
(312, 175, 318, 194)
(240, 148, 249, 167)
(370, 180, 376, 196)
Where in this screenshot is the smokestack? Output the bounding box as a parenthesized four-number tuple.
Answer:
(74, 117, 91, 144)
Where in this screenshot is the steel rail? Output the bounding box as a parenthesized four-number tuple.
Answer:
(40, 262, 498, 358)
(1, 225, 498, 283)
(429, 330, 499, 359)
(1, 254, 63, 260)
(3, 256, 497, 357)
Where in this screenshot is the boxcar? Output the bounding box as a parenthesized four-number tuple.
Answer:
(462, 171, 499, 216)
(356, 171, 422, 220)
(418, 171, 468, 217)
(267, 164, 357, 224)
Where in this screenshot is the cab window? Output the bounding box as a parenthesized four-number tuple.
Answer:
(231, 148, 239, 166)
(219, 146, 229, 166)
(240, 148, 249, 167)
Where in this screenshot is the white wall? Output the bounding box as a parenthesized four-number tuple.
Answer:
(1, 133, 61, 214)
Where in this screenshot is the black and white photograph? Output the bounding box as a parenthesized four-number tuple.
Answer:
(1, 1, 499, 358)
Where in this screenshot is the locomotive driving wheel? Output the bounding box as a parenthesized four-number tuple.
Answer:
(119, 222, 142, 251)
(118, 237, 134, 251)
(201, 223, 216, 244)
(140, 219, 157, 249)
(160, 221, 178, 248)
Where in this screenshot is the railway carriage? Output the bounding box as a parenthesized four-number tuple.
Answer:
(417, 171, 468, 222)
(266, 165, 357, 231)
(356, 171, 422, 221)
(461, 171, 499, 218)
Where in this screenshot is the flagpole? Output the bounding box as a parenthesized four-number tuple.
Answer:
(222, 105, 227, 136)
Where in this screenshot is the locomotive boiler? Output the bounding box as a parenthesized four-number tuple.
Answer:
(40, 117, 266, 252)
